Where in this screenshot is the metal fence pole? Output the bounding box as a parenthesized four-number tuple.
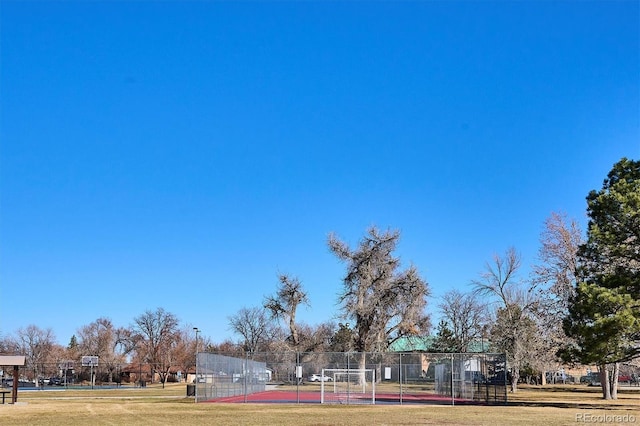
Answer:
(451, 353, 455, 406)
(399, 353, 403, 405)
(244, 354, 247, 403)
(193, 328, 199, 403)
(296, 352, 300, 404)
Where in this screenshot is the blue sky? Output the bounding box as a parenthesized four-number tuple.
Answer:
(1, 1, 638, 346)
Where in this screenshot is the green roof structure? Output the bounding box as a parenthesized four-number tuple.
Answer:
(388, 336, 491, 353)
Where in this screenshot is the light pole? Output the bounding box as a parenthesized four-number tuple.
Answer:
(193, 327, 200, 402)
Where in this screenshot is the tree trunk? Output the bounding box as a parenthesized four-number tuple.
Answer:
(610, 363, 619, 400)
(510, 368, 519, 393)
(599, 364, 612, 400)
(160, 370, 168, 389)
(358, 352, 367, 386)
(541, 371, 547, 386)
(289, 315, 299, 348)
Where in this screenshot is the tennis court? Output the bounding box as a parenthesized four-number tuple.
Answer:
(196, 352, 508, 406)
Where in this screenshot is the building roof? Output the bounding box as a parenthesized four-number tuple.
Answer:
(388, 336, 491, 353)
(0, 355, 26, 366)
(388, 336, 435, 352)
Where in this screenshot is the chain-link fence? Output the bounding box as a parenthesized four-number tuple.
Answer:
(195, 353, 269, 400)
(195, 352, 507, 405)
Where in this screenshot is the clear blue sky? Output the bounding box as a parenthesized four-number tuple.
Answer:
(1, 1, 638, 346)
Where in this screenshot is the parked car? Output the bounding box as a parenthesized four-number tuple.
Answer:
(618, 375, 632, 384)
(49, 377, 63, 386)
(309, 374, 332, 382)
(580, 373, 600, 386)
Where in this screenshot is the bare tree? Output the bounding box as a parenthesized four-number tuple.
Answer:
(46, 344, 72, 381)
(438, 290, 488, 352)
(328, 227, 431, 357)
(0, 333, 8, 353)
(533, 212, 582, 312)
(171, 326, 199, 383)
(132, 308, 179, 387)
(208, 339, 244, 357)
(15, 325, 56, 385)
(0, 336, 67, 385)
(492, 302, 541, 386)
(228, 306, 276, 354)
(264, 274, 310, 348)
(114, 327, 137, 358)
(77, 317, 130, 383)
(532, 212, 583, 384)
(296, 321, 337, 353)
(473, 248, 541, 393)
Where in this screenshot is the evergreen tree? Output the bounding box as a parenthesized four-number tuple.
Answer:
(430, 320, 457, 353)
(68, 335, 78, 350)
(562, 158, 640, 399)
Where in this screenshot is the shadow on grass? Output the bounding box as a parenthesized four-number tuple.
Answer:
(502, 385, 640, 411)
(506, 400, 639, 410)
(517, 385, 640, 394)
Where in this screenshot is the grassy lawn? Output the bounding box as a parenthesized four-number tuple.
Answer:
(0, 383, 638, 425)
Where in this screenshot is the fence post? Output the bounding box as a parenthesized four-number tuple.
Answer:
(244, 354, 248, 403)
(399, 353, 403, 405)
(296, 352, 300, 404)
(451, 353, 455, 406)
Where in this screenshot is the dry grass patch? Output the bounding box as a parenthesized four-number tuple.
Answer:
(509, 384, 640, 408)
(0, 383, 638, 426)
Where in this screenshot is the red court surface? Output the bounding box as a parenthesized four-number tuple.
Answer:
(204, 390, 479, 405)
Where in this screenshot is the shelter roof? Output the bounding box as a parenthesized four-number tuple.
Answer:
(388, 337, 491, 353)
(0, 355, 26, 366)
(388, 336, 435, 352)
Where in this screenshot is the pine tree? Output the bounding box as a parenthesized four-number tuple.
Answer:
(562, 158, 640, 399)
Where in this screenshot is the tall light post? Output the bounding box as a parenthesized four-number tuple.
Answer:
(193, 327, 200, 402)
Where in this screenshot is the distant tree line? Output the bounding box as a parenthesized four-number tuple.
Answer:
(0, 308, 213, 388)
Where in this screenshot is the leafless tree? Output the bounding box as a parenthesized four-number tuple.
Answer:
(2, 329, 66, 383)
(264, 274, 310, 348)
(533, 212, 582, 312)
(171, 326, 199, 383)
(0, 333, 19, 354)
(472, 248, 541, 393)
(46, 344, 72, 380)
(114, 327, 137, 357)
(208, 339, 244, 357)
(295, 321, 337, 353)
(132, 308, 179, 387)
(328, 227, 431, 358)
(0, 339, 9, 356)
(492, 302, 542, 385)
(228, 306, 277, 354)
(15, 325, 56, 385)
(532, 212, 583, 384)
(77, 317, 130, 383)
(438, 290, 488, 352)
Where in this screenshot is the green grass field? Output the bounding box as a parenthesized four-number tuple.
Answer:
(0, 383, 638, 425)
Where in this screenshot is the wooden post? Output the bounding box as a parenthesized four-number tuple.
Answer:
(12, 365, 18, 403)
(0, 356, 26, 404)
